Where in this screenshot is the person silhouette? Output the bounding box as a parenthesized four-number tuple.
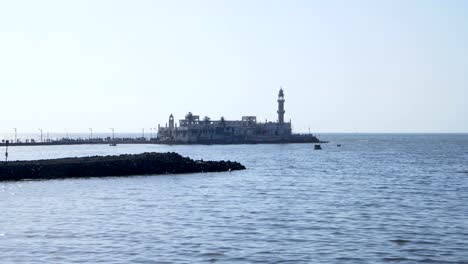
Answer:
(5, 140, 9, 162)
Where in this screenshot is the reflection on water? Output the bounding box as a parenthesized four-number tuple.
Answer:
(1, 134, 468, 263)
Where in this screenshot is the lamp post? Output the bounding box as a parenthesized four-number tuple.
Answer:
(13, 128, 17, 143)
(110, 128, 115, 142)
(38, 129, 43, 143)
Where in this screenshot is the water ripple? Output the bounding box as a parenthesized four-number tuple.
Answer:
(0, 134, 468, 263)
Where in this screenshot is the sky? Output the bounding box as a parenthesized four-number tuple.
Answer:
(0, 0, 467, 134)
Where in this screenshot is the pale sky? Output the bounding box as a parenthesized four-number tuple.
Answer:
(0, 0, 467, 133)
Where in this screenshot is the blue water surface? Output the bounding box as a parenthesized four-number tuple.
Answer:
(1, 134, 467, 263)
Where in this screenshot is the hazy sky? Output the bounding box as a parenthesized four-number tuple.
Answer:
(1, 0, 467, 133)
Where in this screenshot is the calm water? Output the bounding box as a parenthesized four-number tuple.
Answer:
(1, 134, 467, 263)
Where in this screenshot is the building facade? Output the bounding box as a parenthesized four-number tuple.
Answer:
(157, 88, 318, 144)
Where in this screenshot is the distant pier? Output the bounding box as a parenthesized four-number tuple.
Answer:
(0, 135, 324, 147)
(0, 137, 152, 147)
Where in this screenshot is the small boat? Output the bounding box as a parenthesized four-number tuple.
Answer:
(337, 144, 341, 147)
(314, 144, 322, 150)
(109, 143, 117, 146)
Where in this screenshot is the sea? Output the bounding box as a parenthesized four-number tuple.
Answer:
(1, 134, 467, 263)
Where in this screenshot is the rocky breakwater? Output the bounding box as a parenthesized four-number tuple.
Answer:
(0, 152, 246, 181)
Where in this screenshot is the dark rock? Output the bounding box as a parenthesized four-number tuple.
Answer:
(0, 152, 246, 182)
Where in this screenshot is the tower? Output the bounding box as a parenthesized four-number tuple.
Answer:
(169, 114, 174, 129)
(277, 88, 285, 125)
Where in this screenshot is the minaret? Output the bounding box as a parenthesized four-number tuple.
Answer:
(169, 114, 174, 129)
(277, 88, 285, 125)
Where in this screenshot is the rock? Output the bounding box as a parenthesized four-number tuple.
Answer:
(0, 152, 246, 181)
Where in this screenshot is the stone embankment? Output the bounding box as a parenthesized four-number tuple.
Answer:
(0, 152, 245, 181)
